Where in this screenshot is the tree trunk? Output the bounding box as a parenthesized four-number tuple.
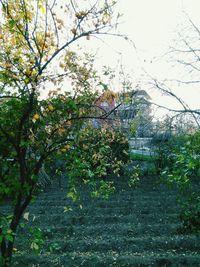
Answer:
(0, 193, 32, 267)
(1, 239, 13, 267)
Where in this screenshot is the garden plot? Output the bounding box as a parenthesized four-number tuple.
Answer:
(8, 175, 200, 267)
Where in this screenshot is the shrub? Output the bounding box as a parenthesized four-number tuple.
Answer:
(160, 132, 200, 188)
(151, 133, 174, 174)
(64, 125, 130, 198)
(155, 131, 200, 234)
(66, 125, 130, 182)
(179, 193, 200, 234)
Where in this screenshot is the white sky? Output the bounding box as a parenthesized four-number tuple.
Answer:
(86, 0, 200, 119)
(3, 0, 198, 119)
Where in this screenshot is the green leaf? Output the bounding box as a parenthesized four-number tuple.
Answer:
(63, 206, 73, 213)
(6, 234, 14, 242)
(8, 19, 17, 29)
(31, 242, 39, 251)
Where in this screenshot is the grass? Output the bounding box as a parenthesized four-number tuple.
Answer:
(130, 152, 157, 162)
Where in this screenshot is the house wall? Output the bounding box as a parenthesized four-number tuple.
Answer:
(129, 138, 153, 150)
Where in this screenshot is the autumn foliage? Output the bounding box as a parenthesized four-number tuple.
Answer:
(0, 0, 124, 266)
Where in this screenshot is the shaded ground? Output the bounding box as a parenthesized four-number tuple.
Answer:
(3, 174, 200, 266)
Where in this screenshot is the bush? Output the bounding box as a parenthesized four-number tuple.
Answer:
(154, 131, 200, 234)
(61, 125, 130, 199)
(179, 193, 200, 234)
(66, 125, 130, 182)
(160, 132, 200, 188)
(151, 133, 174, 174)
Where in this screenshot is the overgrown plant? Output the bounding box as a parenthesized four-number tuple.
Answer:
(178, 193, 200, 234)
(65, 124, 130, 198)
(151, 133, 174, 175)
(160, 132, 200, 187)
(158, 132, 200, 233)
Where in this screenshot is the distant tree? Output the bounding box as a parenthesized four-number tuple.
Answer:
(150, 15, 200, 128)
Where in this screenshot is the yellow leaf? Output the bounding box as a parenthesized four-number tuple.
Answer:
(64, 144, 70, 151)
(59, 62, 65, 68)
(23, 212, 29, 221)
(41, 6, 45, 14)
(71, 28, 76, 35)
(58, 127, 65, 135)
(66, 120, 71, 126)
(47, 105, 54, 112)
(32, 113, 40, 122)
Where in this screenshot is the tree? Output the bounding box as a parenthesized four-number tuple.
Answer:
(0, 1, 123, 265)
(148, 15, 200, 234)
(149, 15, 200, 128)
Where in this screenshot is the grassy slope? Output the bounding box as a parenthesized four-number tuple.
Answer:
(6, 175, 200, 267)
(130, 152, 157, 162)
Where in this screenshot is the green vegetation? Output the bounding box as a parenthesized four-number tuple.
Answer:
(1, 0, 200, 266)
(130, 152, 156, 162)
(8, 175, 200, 266)
(131, 132, 200, 236)
(67, 125, 129, 179)
(155, 132, 200, 234)
(0, 1, 125, 266)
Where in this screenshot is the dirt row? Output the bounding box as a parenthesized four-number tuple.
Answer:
(11, 175, 200, 266)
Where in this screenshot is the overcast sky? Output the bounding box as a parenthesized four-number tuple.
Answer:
(90, 0, 200, 119)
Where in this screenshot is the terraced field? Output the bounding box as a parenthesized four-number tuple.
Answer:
(4, 175, 200, 266)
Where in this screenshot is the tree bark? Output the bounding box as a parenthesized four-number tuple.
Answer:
(0, 192, 33, 267)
